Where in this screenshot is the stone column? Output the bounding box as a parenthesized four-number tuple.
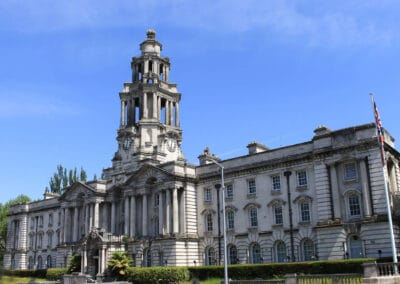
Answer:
(143, 93, 148, 118)
(159, 191, 164, 235)
(157, 96, 161, 121)
(102, 203, 108, 231)
(144, 60, 148, 73)
(173, 187, 179, 234)
(132, 99, 137, 124)
(330, 164, 341, 219)
(88, 203, 93, 228)
(130, 196, 136, 237)
(175, 102, 180, 127)
(179, 189, 186, 234)
(169, 101, 173, 126)
(165, 100, 170, 125)
(360, 159, 372, 217)
(60, 208, 65, 243)
(166, 189, 171, 235)
(124, 197, 130, 235)
(82, 246, 87, 274)
(73, 206, 79, 241)
(120, 100, 125, 126)
(153, 93, 157, 119)
(94, 202, 99, 228)
(111, 201, 116, 234)
(142, 195, 148, 236)
(64, 208, 69, 242)
(85, 204, 89, 234)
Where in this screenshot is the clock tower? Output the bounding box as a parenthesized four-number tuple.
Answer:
(110, 29, 184, 173)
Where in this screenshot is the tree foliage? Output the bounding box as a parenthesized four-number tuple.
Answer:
(47, 165, 87, 194)
(0, 195, 31, 263)
(107, 251, 132, 280)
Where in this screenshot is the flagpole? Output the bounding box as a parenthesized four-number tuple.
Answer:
(370, 94, 398, 273)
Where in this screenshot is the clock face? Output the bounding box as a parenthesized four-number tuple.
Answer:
(167, 138, 176, 152)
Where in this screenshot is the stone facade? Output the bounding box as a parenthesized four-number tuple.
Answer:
(4, 30, 400, 277)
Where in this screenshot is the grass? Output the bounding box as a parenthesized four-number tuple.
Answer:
(181, 278, 221, 284)
(0, 275, 47, 284)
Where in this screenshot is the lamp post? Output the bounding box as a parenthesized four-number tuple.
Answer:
(207, 156, 228, 284)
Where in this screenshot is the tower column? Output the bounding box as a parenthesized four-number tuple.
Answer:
(85, 204, 89, 234)
(120, 100, 125, 126)
(173, 187, 179, 234)
(169, 101, 173, 126)
(153, 93, 157, 119)
(175, 102, 180, 127)
(130, 195, 136, 237)
(143, 93, 148, 118)
(60, 208, 65, 243)
(179, 189, 186, 234)
(142, 194, 148, 236)
(132, 99, 136, 124)
(157, 96, 161, 122)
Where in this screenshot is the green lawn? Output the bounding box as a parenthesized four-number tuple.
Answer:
(0, 275, 46, 284)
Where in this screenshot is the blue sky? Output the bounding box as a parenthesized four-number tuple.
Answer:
(1, 1, 400, 203)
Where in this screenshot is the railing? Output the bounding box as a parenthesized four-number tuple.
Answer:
(295, 274, 362, 284)
(228, 280, 284, 284)
(376, 262, 400, 276)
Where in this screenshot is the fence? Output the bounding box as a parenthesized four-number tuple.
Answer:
(295, 273, 362, 284)
(376, 262, 400, 276)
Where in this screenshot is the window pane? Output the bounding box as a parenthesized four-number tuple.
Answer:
(349, 195, 361, 216)
(274, 206, 283, 225)
(227, 211, 235, 230)
(344, 163, 357, 180)
(300, 202, 310, 222)
(303, 239, 314, 261)
(248, 179, 256, 194)
(297, 171, 307, 187)
(272, 175, 281, 191)
(226, 184, 234, 198)
(249, 208, 258, 227)
(276, 241, 286, 262)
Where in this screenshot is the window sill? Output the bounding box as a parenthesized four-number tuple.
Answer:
(299, 221, 311, 226)
(272, 224, 283, 228)
(271, 190, 281, 195)
(247, 227, 258, 232)
(344, 178, 358, 184)
(247, 194, 257, 199)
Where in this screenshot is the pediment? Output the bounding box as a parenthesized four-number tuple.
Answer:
(124, 164, 174, 187)
(59, 182, 97, 202)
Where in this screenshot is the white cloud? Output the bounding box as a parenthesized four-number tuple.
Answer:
(0, 0, 398, 47)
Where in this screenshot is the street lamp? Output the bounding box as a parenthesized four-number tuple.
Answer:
(206, 156, 228, 284)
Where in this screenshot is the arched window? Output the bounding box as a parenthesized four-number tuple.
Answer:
(228, 245, 238, 264)
(205, 246, 216, 265)
(301, 238, 315, 261)
(348, 235, 364, 258)
(37, 255, 43, 269)
(47, 255, 52, 268)
(143, 248, 151, 267)
(274, 241, 286, 262)
(249, 243, 261, 264)
(205, 213, 213, 232)
(226, 210, 235, 230)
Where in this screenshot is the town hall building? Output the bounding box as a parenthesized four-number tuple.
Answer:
(4, 30, 400, 278)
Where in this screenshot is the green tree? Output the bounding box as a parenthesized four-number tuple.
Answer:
(48, 165, 88, 193)
(67, 254, 81, 273)
(107, 251, 132, 280)
(0, 195, 31, 263)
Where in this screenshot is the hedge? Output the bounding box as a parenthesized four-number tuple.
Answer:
(188, 258, 374, 280)
(127, 266, 190, 283)
(1, 269, 47, 278)
(46, 268, 68, 280)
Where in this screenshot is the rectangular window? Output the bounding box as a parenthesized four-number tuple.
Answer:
(349, 195, 361, 217)
(58, 212, 61, 226)
(274, 206, 283, 225)
(38, 216, 43, 228)
(206, 214, 213, 232)
(204, 188, 212, 202)
(226, 211, 235, 230)
(38, 234, 43, 249)
(344, 163, 357, 181)
(272, 175, 281, 191)
(48, 214, 53, 226)
(249, 207, 258, 227)
(30, 217, 35, 230)
(300, 202, 311, 222)
(248, 179, 256, 195)
(297, 171, 308, 187)
(48, 232, 53, 248)
(226, 184, 233, 199)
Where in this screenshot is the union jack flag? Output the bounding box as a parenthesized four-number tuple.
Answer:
(371, 94, 386, 166)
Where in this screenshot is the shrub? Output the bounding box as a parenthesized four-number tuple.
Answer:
(107, 251, 132, 280)
(127, 266, 190, 284)
(46, 268, 68, 280)
(67, 254, 81, 273)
